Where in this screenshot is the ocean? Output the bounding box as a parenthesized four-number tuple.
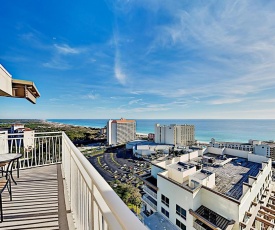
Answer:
(47, 119, 275, 143)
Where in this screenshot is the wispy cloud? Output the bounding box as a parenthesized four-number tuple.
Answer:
(209, 98, 244, 105)
(118, 103, 170, 113)
(113, 32, 127, 85)
(256, 99, 275, 103)
(84, 93, 98, 100)
(112, 0, 275, 110)
(43, 43, 85, 69)
(54, 44, 82, 55)
(43, 57, 72, 70)
(128, 99, 142, 105)
(114, 58, 127, 85)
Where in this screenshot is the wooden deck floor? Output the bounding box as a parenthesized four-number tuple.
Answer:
(0, 164, 62, 230)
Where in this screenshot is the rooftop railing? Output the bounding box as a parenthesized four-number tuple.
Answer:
(0, 131, 146, 230)
(142, 194, 157, 211)
(143, 185, 157, 199)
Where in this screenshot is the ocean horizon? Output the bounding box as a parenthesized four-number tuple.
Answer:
(47, 119, 275, 143)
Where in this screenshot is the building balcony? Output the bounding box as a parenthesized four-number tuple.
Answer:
(143, 185, 157, 199)
(0, 131, 146, 230)
(142, 194, 157, 211)
(193, 220, 209, 230)
(189, 205, 235, 230)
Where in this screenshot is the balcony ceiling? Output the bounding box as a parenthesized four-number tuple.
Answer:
(11, 79, 40, 104)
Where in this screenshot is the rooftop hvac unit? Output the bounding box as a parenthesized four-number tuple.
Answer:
(196, 164, 202, 170)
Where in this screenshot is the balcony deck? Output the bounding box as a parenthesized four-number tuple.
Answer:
(0, 131, 147, 230)
(0, 164, 69, 230)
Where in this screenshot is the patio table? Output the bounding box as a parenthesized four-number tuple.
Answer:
(0, 154, 22, 185)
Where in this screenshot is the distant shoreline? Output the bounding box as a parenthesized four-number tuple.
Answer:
(45, 119, 275, 143)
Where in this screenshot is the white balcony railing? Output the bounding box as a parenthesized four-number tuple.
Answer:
(143, 185, 157, 199)
(0, 131, 146, 230)
(193, 221, 207, 230)
(0, 131, 62, 167)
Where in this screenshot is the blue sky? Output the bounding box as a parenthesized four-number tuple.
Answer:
(1, 0, 275, 119)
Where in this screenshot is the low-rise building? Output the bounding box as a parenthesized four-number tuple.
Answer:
(140, 146, 274, 230)
(133, 144, 173, 158)
(148, 133, 155, 140)
(210, 138, 275, 161)
(11, 123, 25, 133)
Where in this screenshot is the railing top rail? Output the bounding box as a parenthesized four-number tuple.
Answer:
(34, 131, 62, 135)
(62, 132, 146, 230)
(5, 131, 62, 137)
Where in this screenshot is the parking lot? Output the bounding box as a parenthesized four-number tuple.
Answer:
(88, 147, 151, 184)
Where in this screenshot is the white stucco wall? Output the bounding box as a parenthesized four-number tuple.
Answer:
(151, 165, 165, 178)
(248, 153, 268, 163)
(0, 64, 12, 96)
(207, 146, 224, 155)
(111, 122, 117, 144)
(165, 126, 175, 145)
(239, 160, 271, 222)
(201, 188, 239, 229)
(224, 148, 249, 158)
(0, 131, 8, 154)
(167, 166, 196, 184)
(24, 130, 35, 150)
(157, 173, 201, 230)
(254, 145, 270, 157)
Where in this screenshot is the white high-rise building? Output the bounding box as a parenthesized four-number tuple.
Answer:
(155, 124, 195, 146)
(107, 118, 136, 145)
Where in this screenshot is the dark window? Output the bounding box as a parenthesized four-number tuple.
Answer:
(176, 219, 186, 230)
(161, 207, 169, 218)
(161, 194, 169, 207)
(176, 205, 186, 219)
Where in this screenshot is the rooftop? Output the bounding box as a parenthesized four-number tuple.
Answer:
(192, 170, 213, 180)
(193, 153, 261, 200)
(112, 118, 136, 123)
(143, 212, 178, 230)
(168, 161, 195, 172)
(161, 152, 262, 200)
(201, 153, 261, 200)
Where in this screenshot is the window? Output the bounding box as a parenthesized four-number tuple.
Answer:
(161, 194, 169, 207)
(161, 207, 169, 218)
(176, 219, 186, 230)
(176, 205, 186, 219)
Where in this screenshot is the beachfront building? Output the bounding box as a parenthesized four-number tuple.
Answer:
(210, 138, 275, 161)
(155, 124, 195, 146)
(10, 124, 25, 133)
(140, 146, 275, 230)
(107, 118, 136, 145)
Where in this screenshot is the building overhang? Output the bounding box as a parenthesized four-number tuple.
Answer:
(189, 205, 235, 230)
(11, 79, 40, 104)
(0, 64, 40, 104)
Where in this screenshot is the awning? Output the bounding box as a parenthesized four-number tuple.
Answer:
(12, 79, 40, 104)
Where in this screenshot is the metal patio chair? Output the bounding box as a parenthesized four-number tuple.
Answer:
(0, 173, 12, 222)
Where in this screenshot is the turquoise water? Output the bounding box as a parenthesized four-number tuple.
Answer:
(47, 119, 275, 143)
